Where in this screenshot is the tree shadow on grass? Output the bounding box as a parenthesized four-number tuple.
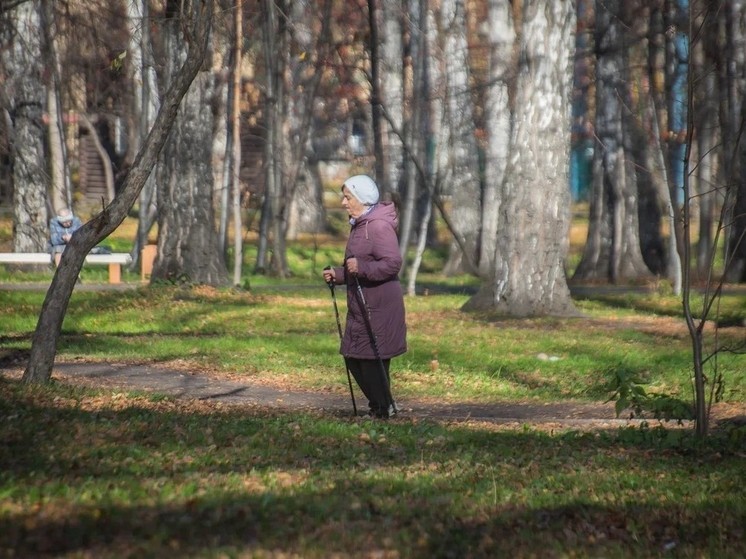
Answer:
(1, 377, 744, 557)
(3, 494, 744, 558)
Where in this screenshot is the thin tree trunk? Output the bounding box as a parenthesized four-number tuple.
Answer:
(681, 0, 707, 437)
(128, 0, 160, 269)
(42, 0, 72, 213)
(218, 66, 231, 258)
(398, 0, 426, 260)
(368, 0, 386, 190)
(231, 0, 244, 287)
(406, 191, 432, 296)
(380, 0, 404, 197)
(648, 93, 682, 292)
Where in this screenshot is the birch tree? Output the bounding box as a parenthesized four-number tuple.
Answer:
(230, 0, 244, 286)
(464, 0, 577, 317)
(398, 0, 427, 262)
(572, 0, 653, 284)
(440, 0, 481, 276)
(42, 0, 72, 213)
(380, 0, 405, 196)
(127, 0, 161, 269)
(2, 0, 49, 253)
(285, 0, 333, 240)
(478, 0, 514, 277)
(152, 1, 228, 286)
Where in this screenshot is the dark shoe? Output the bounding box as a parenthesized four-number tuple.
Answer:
(369, 402, 398, 419)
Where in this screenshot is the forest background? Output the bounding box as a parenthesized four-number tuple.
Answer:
(0, 1, 744, 432)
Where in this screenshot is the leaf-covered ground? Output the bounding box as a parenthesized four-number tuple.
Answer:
(1, 368, 745, 559)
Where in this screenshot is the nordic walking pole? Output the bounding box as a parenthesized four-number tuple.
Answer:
(353, 274, 395, 411)
(324, 267, 357, 415)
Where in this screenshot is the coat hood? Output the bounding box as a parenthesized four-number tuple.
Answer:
(356, 201, 398, 230)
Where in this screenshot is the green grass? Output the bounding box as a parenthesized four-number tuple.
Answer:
(2, 284, 744, 405)
(1, 220, 745, 557)
(2, 275, 745, 403)
(1, 379, 744, 558)
(1, 285, 745, 557)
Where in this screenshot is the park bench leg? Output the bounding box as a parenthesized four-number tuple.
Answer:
(108, 263, 121, 284)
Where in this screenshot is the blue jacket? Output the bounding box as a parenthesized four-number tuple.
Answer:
(49, 214, 82, 247)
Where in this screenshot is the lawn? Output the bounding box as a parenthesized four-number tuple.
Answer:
(1, 377, 744, 558)
(1, 214, 745, 557)
(1, 281, 745, 557)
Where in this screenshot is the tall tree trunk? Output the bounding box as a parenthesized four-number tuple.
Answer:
(464, 0, 577, 317)
(285, 0, 332, 240)
(3, 0, 49, 253)
(573, 0, 653, 283)
(479, 0, 514, 277)
(42, 0, 71, 213)
(23, 0, 214, 384)
(717, 0, 746, 282)
(368, 0, 386, 190)
(380, 0, 404, 197)
(441, 0, 481, 276)
(644, 3, 683, 291)
(681, 0, 708, 437)
(231, 0, 244, 287)
(614, 2, 670, 280)
(216, 44, 231, 258)
(153, 7, 228, 286)
(127, 0, 161, 269)
(46, 86, 68, 212)
(259, 0, 289, 277)
(397, 0, 426, 260)
(661, 0, 688, 293)
(691, 0, 719, 278)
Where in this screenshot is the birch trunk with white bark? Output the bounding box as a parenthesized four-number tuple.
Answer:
(464, 0, 577, 317)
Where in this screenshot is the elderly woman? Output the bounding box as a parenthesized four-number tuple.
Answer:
(323, 175, 407, 418)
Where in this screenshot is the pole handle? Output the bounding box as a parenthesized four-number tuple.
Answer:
(323, 266, 334, 290)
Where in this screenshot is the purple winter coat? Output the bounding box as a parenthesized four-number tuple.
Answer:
(332, 202, 407, 360)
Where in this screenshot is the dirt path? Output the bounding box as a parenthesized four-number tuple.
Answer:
(4, 360, 726, 429)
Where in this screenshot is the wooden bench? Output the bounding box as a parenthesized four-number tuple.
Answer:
(0, 252, 133, 284)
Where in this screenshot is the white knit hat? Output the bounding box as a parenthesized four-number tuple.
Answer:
(343, 175, 379, 206)
(57, 208, 73, 222)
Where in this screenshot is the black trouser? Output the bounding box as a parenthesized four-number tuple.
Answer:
(345, 357, 392, 414)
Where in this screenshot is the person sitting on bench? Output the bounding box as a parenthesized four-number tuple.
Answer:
(49, 207, 82, 266)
